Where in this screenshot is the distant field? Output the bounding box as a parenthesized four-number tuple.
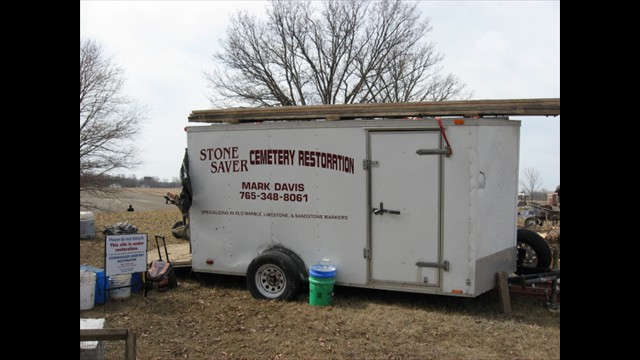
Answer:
(80, 187, 181, 213)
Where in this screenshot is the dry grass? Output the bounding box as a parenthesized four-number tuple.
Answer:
(81, 201, 560, 359)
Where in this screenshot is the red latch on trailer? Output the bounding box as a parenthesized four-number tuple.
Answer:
(435, 117, 453, 157)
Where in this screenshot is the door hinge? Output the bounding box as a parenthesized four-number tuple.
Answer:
(363, 248, 371, 259)
(363, 160, 379, 170)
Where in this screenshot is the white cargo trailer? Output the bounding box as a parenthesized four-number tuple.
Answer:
(176, 100, 559, 300)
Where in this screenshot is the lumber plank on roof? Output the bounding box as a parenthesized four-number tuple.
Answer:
(188, 98, 560, 123)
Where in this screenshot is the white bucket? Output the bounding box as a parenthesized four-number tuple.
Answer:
(80, 211, 96, 239)
(80, 271, 97, 310)
(109, 274, 132, 300)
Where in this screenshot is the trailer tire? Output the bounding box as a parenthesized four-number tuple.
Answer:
(247, 251, 302, 301)
(516, 228, 552, 275)
(264, 245, 307, 284)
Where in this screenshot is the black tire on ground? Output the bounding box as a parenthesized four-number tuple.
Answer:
(516, 228, 552, 275)
(246, 251, 302, 301)
(171, 221, 184, 239)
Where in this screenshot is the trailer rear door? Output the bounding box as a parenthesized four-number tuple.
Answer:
(369, 130, 442, 287)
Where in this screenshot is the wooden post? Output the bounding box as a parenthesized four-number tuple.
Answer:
(496, 271, 511, 314)
(126, 329, 136, 360)
(548, 249, 560, 308)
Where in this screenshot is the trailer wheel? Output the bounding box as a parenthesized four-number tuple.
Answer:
(247, 251, 302, 301)
(516, 228, 552, 274)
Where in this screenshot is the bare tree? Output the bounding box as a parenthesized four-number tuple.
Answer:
(520, 168, 543, 201)
(80, 38, 146, 208)
(206, 0, 471, 107)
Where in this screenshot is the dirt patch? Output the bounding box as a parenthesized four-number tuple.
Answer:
(81, 206, 560, 359)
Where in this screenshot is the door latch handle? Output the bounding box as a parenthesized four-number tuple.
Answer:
(372, 202, 400, 215)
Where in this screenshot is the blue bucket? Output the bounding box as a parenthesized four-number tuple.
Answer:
(309, 264, 337, 278)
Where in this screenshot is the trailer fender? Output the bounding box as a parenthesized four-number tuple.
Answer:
(263, 245, 308, 283)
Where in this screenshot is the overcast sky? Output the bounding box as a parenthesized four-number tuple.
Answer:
(80, 0, 560, 191)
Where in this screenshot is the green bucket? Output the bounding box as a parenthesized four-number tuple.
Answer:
(308, 264, 336, 306)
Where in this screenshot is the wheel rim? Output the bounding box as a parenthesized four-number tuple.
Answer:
(517, 242, 539, 267)
(254, 264, 286, 298)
